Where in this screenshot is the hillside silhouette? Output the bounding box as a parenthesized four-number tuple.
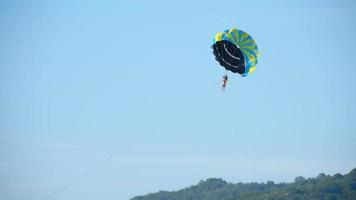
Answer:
(131, 168, 356, 200)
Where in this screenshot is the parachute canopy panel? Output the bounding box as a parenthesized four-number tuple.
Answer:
(212, 28, 259, 76)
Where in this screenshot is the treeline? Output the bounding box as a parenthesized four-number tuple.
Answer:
(131, 168, 356, 200)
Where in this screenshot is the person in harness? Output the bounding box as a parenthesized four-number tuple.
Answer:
(222, 74, 228, 91)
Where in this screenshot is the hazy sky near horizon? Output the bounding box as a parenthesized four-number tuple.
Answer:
(1, 0, 356, 199)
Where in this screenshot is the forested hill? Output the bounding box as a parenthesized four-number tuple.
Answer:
(131, 168, 356, 200)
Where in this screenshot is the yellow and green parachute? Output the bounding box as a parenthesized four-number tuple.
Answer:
(212, 28, 259, 77)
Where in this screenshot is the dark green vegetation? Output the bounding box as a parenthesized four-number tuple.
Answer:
(131, 168, 356, 200)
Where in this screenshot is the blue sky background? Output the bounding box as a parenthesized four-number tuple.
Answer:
(1, 0, 356, 199)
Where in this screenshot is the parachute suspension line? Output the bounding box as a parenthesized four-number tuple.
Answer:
(42, 84, 215, 200)
(223, 42, 240, 60)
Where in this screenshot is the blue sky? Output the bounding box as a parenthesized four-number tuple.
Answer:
(1, 0, 356, 199)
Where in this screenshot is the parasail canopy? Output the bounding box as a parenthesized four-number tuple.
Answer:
(212, 28, 259, 77)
